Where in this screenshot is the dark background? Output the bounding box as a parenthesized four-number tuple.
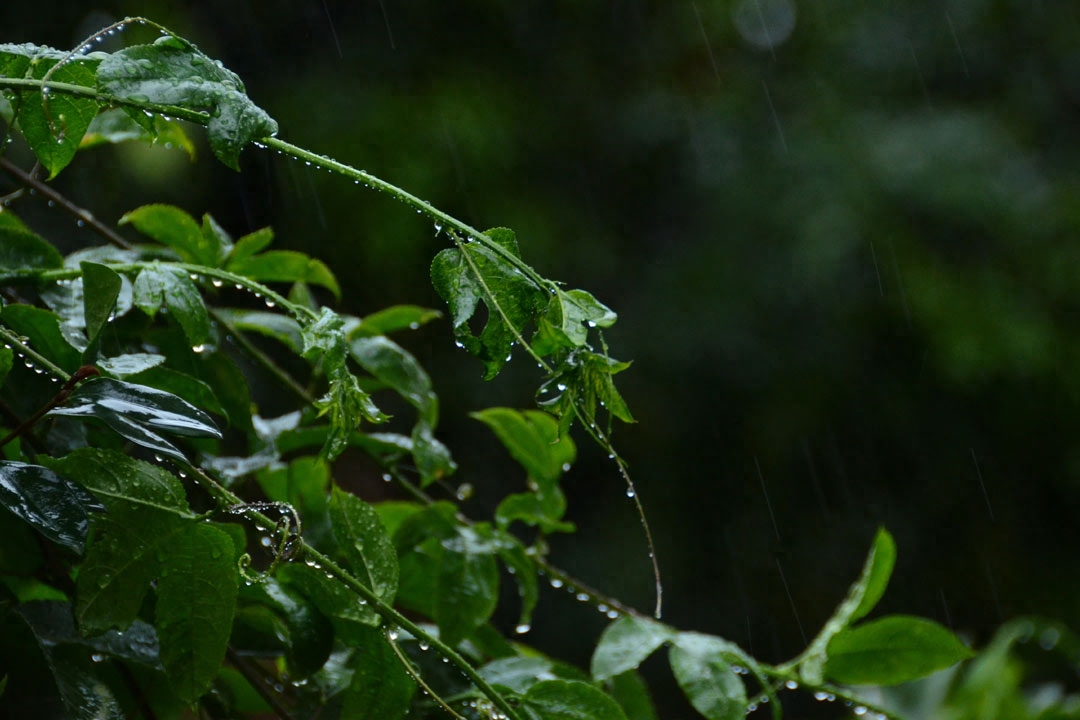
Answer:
(4, 1, 1080, 715)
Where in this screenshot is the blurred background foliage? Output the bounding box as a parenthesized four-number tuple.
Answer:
(4, 0, 1080, 715)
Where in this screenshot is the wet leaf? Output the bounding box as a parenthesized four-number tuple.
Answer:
(668, 633, 748, 720)
(96, 36, 278, 170)
(609, 671, 660, 720)
(132, 265, 210, 347)
(80, 262, 121, 345)
(81, 107, 196, 159)
(227, 250, 340, 298)
(96, 352, 166, 377)
(471, 408, 574, 487)
(799, 527, 896, 684)
(121, 205, 225, 267)
(278, 563, 380, 635)
(226, 227, 274, 264)
(47, 447, 190, 515)
(156, 522, 238, 702)
(339, 626, 416, 720)
(824, 615, 974, 686)
(0, 303, 83, 371)
(126, 366, 226, 418)
(217, 309, 302, 352)
(436, 525, 501, 647)
(329, 486, 398, 607)
(350, 335, 437, 426)
(522, 679, 629, 720)
(0, 461, 104, 554)
(592, 616, 675, 681)
(349, 305, 442, 338)
(0, 226, 63, 276)
(47, 377, 221, 463)
(495, 534, 539, 634)
(16, 57, 100, 178)
(17, 601, 162, 669)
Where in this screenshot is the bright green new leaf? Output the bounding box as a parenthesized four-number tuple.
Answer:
(0, 303, 83, 371)
(226, 227, 274, 264)
(799, 527, 896, 684)
(610, 671, 660, 720)
(121, 205, 222, 267)
(329, 486, 398, 607)
(668, 633, 748, 720)
(227, 250, 340, 298)
(132, 265, 210, 347)
(824, 615, 974, 686)
(80, 262, 121, 345)
(471, 407, 574, 487)
(339, 626, 416, 720)
(349, 305, 442, 338)
(96, 36, 278, 170)
(156, 522, 238, 703)
(479, 656, 557, 694)
(216, 309, 302, 353)
(591, 616, 675, 681)
(495, 490, 573, 534)
(436, 525, 501, 647)
(521, 679, 629, 720)
(48, 377, 221, 463)
(0, 226, 63, 276)
(81, 108, 197, 159)
(0, 461, 104, 554)
(534, 288, 618, 353)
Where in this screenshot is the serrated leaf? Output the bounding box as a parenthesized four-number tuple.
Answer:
(227, 250, 340, 298)
(522, 679, 629, 720)
(18, 58, 100, 178)
(349, 305, 442, 338)
(80, 262, 121, 345)
(329, 486, 398, 606)
(591, 616, 675, 681)
(0, 461, 104, 554)
(96, 36, 278, 170)
(156, 522, 238, 702)
(824, 615, 974, 686)
(0, 303, 83, 371)
(120, 205, 222, 267)
(669, 633, 748, 720)
(799, 527, 896, 684)
(47, 377, 221, 463)
(535, 289, 618, 353)
(430, 228, 546, 380)
(339, 626, 416, 720)
(0, 226, 63, 276)
(132, 266, 210, 347)
(436, 525, 501, 647)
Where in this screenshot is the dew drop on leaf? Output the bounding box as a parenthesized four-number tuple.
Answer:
(514, 623, 531, 635)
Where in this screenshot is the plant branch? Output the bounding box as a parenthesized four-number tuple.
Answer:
(225, 647, 296, 720)
(385, 629, 469, 720)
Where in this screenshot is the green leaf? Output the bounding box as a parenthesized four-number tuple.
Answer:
(0, 226, 63, 276)
(522, 679, 629, 720)
(668, 633, 748, 720)
(242, 578, 332, 677)
(126, 366, 226, 418)
(120, 205, 223, 267)
(350, 335, 438, 425)
(329, 486, 398, 607)
(534, 289, 618, 353)
(430, 228, 546, 380)
(227, 250, 341, 298)
(349, 305, 442, 337)
(96, 352, 166, 377)
(81, 108, 197, 159)
(824, 615, 974, 686)
(0, 461, 104, 554)
(47, 447, 191, 515)
(609, 671, 660, 720)
(479, 656, 557, 693)
(339, 627, 416, 720)
(216, 309, 302, 353)
(0, 344, 11, 391)
(18, 58, 99, 178)
(494, 533, 539, 633)
(539, 351, 635, 428)
(47, 377, 221, 463)
(798, 527, 897, 684)
(495, 491, 573, 534)
(80, 262, 122, 345)
(226, 227, 274, 264)
(410, 422, 457, 487)
(17, 601, 163, 669)
(132, 265, 210, 347)
(0, 303, 82, 371)
(436, 525, 501, 647)
(278, 563, 380, 634)
(471, 408, 574, 487)
(96, 36, 278, 170)
(156, 522, 238, 702)
(592, 616, 674, 681)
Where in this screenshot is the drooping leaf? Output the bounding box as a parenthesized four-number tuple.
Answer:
(0, 226, 63, 277)
(539, 350, 635, 430)
(155, 522, 238, 702)
(0, 303, 83, 371)
(17, 601, 163, 669)
(350, 335, 438, 426)
(533, 288, 618, 354)
(47, 377, 221, 463)
(347, 305, 442, 338)
(521, 679, 629, 720)
(430, 228, 546, 380)
(216, 309, 302, 352)
(81, 107, 197, 159)
(798, 528, 897, 684)
(96, 35, 278, 170)
(0, 461, 104, 554)
(436, 525, 501, 647)
(480, 656, 558, 694)
(227, 250, 340, 298)
(471, 407, 574, 487)
(591, 616, 675, 681)
(494, 532, 539, 634)
(339, 626, 416, 720)
(329, 486, 398, 607)
(126, 366, 226, 418)
(668, 633, 748, 720)
(80, 261, 122, 346)
(132, 265, 210, 347)
(824, 615, 974, 686)
(120, 205, 224, 267)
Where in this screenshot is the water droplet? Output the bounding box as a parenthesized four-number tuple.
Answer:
(784, 680, 798, 690)
(234, 283, 244, 290)
(409, 321, 420, 330)
(76, 219, 85, 228)
(515, 623, 531, 635)
(575, 592, 589, 602)
(192, 344, 205, 353)
(854, 708, 868, 717)
(212, 279, 223, 288)
(814, 692, 828, 702)
(91, 653, 105, 663)
(456, 483, 474, 501)
(382, 473, 393, 483)
(562, 463, 571, 472)
(597, 604, 609, 613)
(1040, 627, 1060, 650)
(388, 627, 399, 640)
(260, 536, 273, 547)
(626, 488, 635, 498)
(606, 609, 620, 619)
(153, 454, 164, 463)
(189, 273, 199, 281)
(549, 578, 564, 589)
(265, 299, 276, 308)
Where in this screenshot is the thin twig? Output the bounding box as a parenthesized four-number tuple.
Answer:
(225, 647, 296, 720)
